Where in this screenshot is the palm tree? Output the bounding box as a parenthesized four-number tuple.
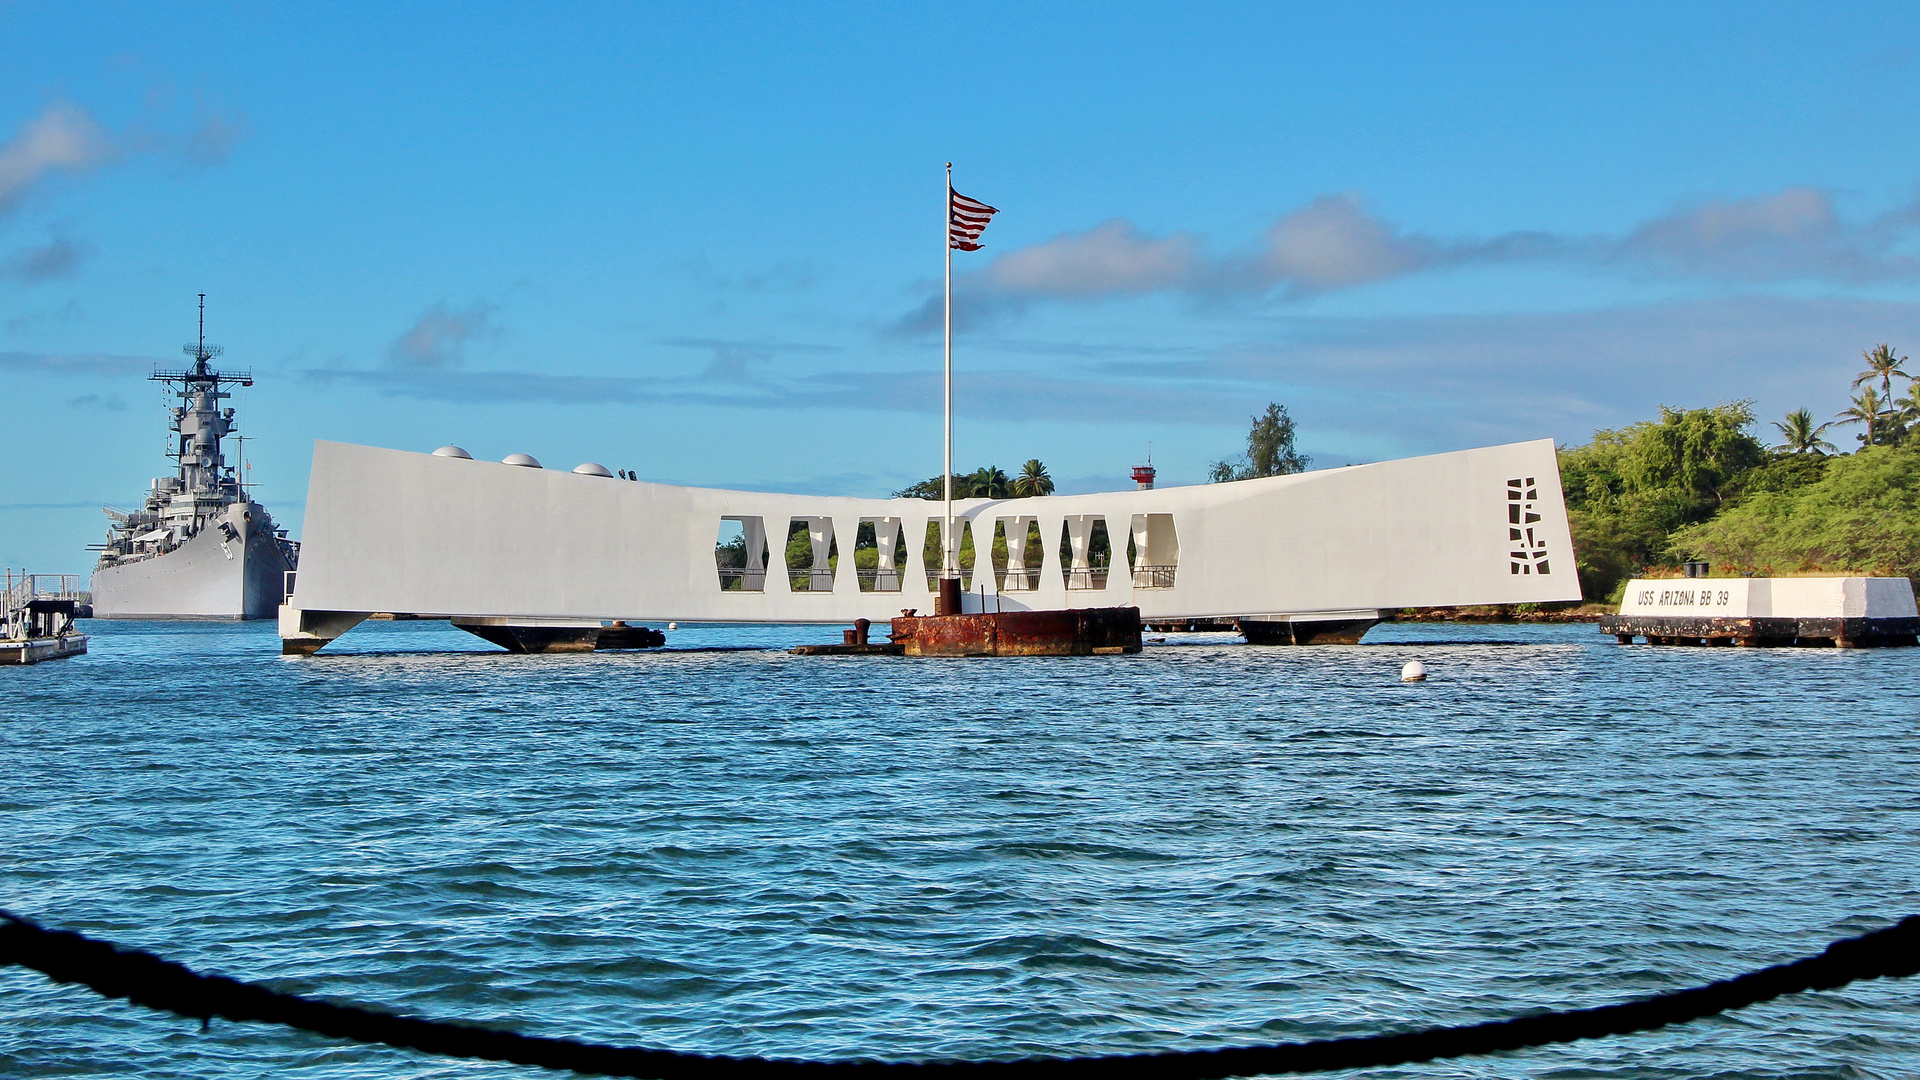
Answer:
(1011, 459, 1054, 497)
(1898, 381, 1920, 431)
(1771, 408, 1836, 454)
(1854, 343, 1911, 406)
(1835, 386, 1891, 447)
(966, 465, 1010, 499)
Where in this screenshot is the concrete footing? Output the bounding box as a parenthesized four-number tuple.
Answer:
(281, 607, 669, 655)
(452, 617, 602, 653)
(278, 608, 370, 655)
(1238, 611, 1383, 645)
(1598, 614, 1920, 648)
(596, 622, 666, 650)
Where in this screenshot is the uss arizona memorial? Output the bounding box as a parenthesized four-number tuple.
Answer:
(279, 437, 1581, 652)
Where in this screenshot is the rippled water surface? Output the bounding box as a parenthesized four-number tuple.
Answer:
(5, 618, 1920, 1078)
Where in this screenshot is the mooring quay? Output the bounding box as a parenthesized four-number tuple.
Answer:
(277, 438, 1581, 654)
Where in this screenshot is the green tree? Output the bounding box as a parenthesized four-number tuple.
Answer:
(1854, 343, 1911, 409)
(1010, 458, 1054, 497)
(1897, 381, 1920, 437)
(1673, 445, 1920, 580)
(893, 474, 972, 500)
(897, 462, 1051, 500)
(1210, 402, 1310, 481)
(1835, 386, 1894, 447)
(1558, 400, 1766, 601)
(967, 465, 1010, 499)
(1771, 408, 1835, 454)
(782, 519, 838, 588)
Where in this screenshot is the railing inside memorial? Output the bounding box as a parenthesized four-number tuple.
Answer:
(1131, 565, 1177, 589)
(788, 568, 836, 592)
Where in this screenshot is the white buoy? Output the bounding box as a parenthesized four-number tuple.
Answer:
(1400, 660, 1427, 682)
(667, 622, 678, 630)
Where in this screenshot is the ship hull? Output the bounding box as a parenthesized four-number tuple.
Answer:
(90, 503, 291, 620)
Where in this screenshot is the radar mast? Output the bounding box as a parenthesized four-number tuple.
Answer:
(149, 294, 253, 498)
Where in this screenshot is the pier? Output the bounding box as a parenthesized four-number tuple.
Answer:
(2, 572, 89, 666)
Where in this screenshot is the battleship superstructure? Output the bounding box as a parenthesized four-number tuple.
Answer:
(89, 298, 298, 619)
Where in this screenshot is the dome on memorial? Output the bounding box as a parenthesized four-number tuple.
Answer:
(572, 462, 615, 477)
(502, 453, 543, 468)
(432, 445, 473, 459)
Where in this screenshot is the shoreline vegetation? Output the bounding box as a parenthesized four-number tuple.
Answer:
(1222, 351, 1920, 621)
(1560, 342, 1920, 607)
(1385, 344, 1920, 620)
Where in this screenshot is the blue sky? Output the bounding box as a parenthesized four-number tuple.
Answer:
(7, 3, 1920, 571)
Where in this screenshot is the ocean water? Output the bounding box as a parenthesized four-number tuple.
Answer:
(3, 618, 1919, 1079)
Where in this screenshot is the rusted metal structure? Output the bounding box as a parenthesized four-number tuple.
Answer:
(889, 606, 1141, 657)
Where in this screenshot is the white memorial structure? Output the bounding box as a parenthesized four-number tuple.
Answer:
(278, 438, 1580, 653)
(1602, 575, 1919, 647)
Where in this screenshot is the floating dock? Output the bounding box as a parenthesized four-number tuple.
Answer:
(1599, 577, 1919, 647)
(3, 573, 89, 666)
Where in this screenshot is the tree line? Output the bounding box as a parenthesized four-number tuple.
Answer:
(1564, 343, 1920, 602)
(893, 460, 1055, 500)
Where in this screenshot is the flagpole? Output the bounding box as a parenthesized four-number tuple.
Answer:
(943, 162, 956, 591)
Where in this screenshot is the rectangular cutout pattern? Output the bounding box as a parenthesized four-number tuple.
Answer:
(1507, 477, 1550, 575)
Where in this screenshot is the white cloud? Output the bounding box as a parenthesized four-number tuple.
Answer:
(1611, 186, 1920, 281)
(1258, 193, 1441, 292)
(983, 219, 1201, 297)
(1101, 294, 1920, 453)
(0, 95, 249, 230)
(306, 295, 1920, 469)
(0, 103, 115, 215)
(903, 184, 1920, 330)
(388, 301, 501, 368)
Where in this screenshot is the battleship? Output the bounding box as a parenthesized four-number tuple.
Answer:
(89, 297, 298, 620)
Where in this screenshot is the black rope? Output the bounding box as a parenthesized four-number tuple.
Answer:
(4, 911, 1918, 1078)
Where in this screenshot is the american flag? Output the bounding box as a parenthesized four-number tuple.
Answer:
(949, 189, 999, 251)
